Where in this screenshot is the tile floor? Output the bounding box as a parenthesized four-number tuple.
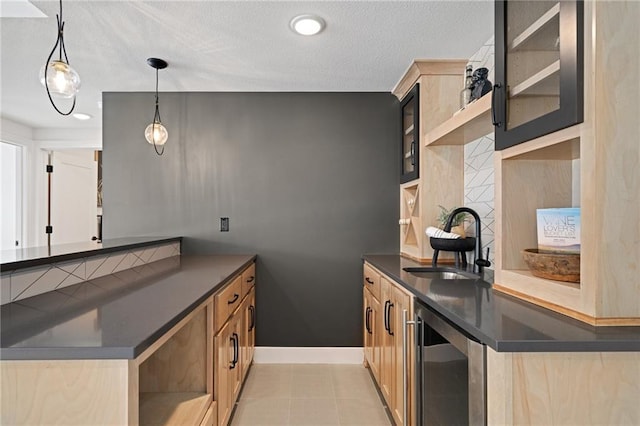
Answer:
(230, 364, 392, 426)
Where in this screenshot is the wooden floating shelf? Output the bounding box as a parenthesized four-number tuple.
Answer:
(511, 60, 560, 97)
(501, 124, 580, 160)
(510, 3, 560, 51)
(139, 392, 211, 426)
(425, 94, 493, 146)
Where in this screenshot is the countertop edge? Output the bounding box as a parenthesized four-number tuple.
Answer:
(131, 254, 256, 359)
(0, 254, 257, 361)
(363, 254, 640, 353)
(1, 237, 183, 271)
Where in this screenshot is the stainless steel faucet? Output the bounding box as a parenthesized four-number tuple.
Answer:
(443, 207, 491, 274)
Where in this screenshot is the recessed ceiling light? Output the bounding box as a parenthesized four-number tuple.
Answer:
(290, 14, 326, 36)
(73, 112, 92, 120)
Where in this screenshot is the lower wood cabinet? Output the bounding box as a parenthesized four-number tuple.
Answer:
(0, 260, 256, 426)
(363, 286, 381, 382)
(214, 262, 256, 426)
(215, 311, 242, 426)
(241, 287, 256, 382)
(363, 262, 414, 426)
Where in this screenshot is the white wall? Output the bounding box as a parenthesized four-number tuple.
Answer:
(0, 117, 101, 247)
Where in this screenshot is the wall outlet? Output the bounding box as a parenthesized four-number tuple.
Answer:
(220, 217, 229, 232)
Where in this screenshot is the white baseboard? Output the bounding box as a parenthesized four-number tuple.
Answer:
(253, 347, 364, 364)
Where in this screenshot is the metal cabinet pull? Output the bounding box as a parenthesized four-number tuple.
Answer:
(228, 293, 239, 304)
(388, 303, 394, 336)
(491, 83, 502, 127)
(229, 332, 239, 369)
(248, 305, 255, 331)
(246, 276, 255, 283)
(229, 335, 236, 369)
(384, 300, 390, 332)
(365, 307, 371, 334)
(365, 277, 374, 285)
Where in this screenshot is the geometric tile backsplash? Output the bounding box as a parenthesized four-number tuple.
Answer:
(1, 242, 180, 305)
(464, 36, 495, 268)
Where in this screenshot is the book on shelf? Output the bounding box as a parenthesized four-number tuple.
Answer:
(536, 208, 581, 254)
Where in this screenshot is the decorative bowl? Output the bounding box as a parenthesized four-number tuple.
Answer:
(430, 237, 476, 252)
(521, 249, 580, 283)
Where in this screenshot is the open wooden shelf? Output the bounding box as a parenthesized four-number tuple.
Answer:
(424, 94, 493, 146)
(510, 3, 560, 51)
(140, 392, 211, 426)
(501, 124, 580, 160)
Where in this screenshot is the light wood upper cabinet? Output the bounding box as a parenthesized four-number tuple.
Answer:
(493, 0, 640, 325)
(493, 0, 584, 150)
(392, 60, 467, 262)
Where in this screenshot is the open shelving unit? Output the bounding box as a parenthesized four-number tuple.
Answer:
(392, 60, 468, 263)
(425, 94, 492, 147)
(493, 0, 640, 325)
(137, 299, 214, 426)
(494, 126, 583, 316)
(399, 182, 421, 260)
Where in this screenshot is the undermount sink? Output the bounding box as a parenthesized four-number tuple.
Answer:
(402, 267, 479, 280)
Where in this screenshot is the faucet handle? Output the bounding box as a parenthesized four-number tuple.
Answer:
(476, 247, 492, 267)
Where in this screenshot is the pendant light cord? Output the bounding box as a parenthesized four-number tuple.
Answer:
(151, 66, 165, 156)
(43, 0, 76, 116)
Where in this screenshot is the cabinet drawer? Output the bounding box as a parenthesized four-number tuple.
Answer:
(241, 263, 256, 298)
(363, 263, 381, 300)
(215, 275, 242, 330)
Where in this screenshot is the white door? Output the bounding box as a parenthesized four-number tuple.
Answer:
(0, 142, 23, 250)
(50, 150, 98, 245)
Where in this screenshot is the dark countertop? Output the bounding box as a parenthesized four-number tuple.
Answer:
(0, 236, 182, 271)
(0, 254, 255, 360)
(364, 254, 640, 352)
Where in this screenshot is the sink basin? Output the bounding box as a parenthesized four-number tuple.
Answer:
(402, 267, 478, 280)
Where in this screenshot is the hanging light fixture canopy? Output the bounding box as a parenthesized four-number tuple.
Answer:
(40, 0, 80, 115)
(144, 58, 169, 156)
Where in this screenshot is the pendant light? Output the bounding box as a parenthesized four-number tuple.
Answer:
(144, 58, 168, 156)
(40, 0, 80, 115)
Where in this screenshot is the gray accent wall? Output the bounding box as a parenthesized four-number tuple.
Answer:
(103, 92, 399, 347)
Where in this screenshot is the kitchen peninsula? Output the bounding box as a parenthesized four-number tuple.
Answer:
(1, 237, 256, 426)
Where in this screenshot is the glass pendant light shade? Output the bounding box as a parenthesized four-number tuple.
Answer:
(40, 60, 81, 99)
(145, 121, 168, 146)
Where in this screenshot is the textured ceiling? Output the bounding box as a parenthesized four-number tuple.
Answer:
(0, 1, 493, 130)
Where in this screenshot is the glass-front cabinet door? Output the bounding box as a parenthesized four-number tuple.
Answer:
(493, 0, 583, 150)
(400, 84, 419, 183)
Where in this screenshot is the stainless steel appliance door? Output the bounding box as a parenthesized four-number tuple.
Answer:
(415, 301, 486, 426)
